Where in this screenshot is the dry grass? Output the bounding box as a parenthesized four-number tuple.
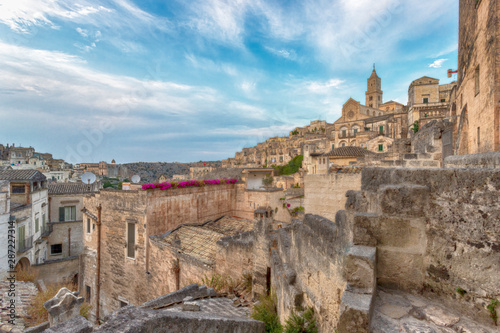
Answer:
(15, 267, 38, 283)
(25, 282, 79, 328)
(201, 274, 243, 294)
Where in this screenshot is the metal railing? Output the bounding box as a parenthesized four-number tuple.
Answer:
(41, 223, 53, 237)
(17, 235, 33, 253)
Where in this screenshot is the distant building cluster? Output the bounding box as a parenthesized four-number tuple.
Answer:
(223, 69, 458, 173)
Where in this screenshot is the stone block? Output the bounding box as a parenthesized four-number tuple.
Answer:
(338, 290, 373, 333)
(376, 249, 424, 291)
(44, 315, 93, 333)
(43, 288, 84, 327)
(353, 213, 379, 246)
(345, 246, 376, 292)
(379, 185, 429, 217)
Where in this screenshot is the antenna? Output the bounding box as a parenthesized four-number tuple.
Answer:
(131, 175, 140, 183)
(81, 172, 96, 185)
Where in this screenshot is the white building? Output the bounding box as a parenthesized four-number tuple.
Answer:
(0, 170, 49, 270)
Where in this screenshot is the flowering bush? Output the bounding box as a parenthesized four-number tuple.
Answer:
(142, 178, 237, 190)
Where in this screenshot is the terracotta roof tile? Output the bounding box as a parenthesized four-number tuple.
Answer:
(0, 169, 46, 181)
(323, 147, 375, 157)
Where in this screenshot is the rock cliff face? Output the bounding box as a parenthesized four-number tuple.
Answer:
(122, 162, 189, 182)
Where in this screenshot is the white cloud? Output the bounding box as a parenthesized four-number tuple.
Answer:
(429, 58, 447, 69)
(306, 79, 344, 93)
(76, 27, 88, 38)
(265, 46, 297, 60)
(0, 0, 168, 35)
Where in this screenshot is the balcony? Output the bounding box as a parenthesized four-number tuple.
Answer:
(419, 110, 447, 119)
(338, 132, 357, 139)
(41, 223, 53, 237)
(17, 235, 34, 253)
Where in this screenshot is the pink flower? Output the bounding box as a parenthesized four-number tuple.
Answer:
(287, 203, 291, 207)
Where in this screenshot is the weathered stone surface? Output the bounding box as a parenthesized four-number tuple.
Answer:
(423, 306, 459, 327)
(43, 288, 84, 327)
(95, 305, 264, 333)
(43, 315, 93, 333)
(379, 184, 429, 217)
(338, 290, 373, 333)
(345, 246, 376, 292)
(445, 151, 500, 169)
(378, 303, 410, 319)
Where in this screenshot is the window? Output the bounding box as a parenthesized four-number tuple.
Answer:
(441, 99, 446, 102)
(86, 218, 91, 233)
(35, 217, 39, 233)
(478, 127, 480, 147)
(378, 96, 381, 101)
(18, 226, 25, 250)
(369, 96, 373, 101)
(342, 130, 346, 137)
(12, 185, 25, 194)
(85, 286, 91, 303)
(378, 144, 384, 152)
(369, 104, 373, 107)
(379, 126, 384, 134)
(353, 128, 358, 135)
(51, 244, 62, 255)
(475, 65, 480, 96)
(42, 214, 46, 230)
(423, 98, 429, 103)
(341, 143, 346, 147)
(332, 144, 335, 150)
(127, 223, 135, 259)
(59, 206, 76, 222)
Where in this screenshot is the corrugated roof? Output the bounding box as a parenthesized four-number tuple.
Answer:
(0, 169, 46, 181)
(159, 216, 254, 265)
(323, 147, 375, 157)
(48, 182, 94, 195)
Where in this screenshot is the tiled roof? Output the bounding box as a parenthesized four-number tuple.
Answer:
(158, 216, 254, 265)
(48, 182, 94, 195)
(0, 169, 46, 181)
(323, 147, 375, 157)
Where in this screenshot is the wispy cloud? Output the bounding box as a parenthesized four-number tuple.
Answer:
(429, 58, 447, 68)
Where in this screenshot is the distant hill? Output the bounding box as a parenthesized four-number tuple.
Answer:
(123, 162, 189, 183)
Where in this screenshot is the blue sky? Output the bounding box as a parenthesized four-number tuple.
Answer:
(0, 0, 458, 163)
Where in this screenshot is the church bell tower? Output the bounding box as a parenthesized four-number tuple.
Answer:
(365, 65, 383, 109)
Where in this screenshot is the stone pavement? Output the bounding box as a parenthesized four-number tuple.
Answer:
(371, 288, 499, 333)
(0, 280, 38, 332)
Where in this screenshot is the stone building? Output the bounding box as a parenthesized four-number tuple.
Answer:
(189, 166, 215, 180)
(0, 170, 49, 270)
(0, 181, 9, 280)
(455, 0, 500, 154)
(407, 76, 457, 131)
(79, 179, 289, 322)
(8, 146, 35, 165)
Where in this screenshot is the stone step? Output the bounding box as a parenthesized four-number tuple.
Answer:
(338, 289, 374, 333)
(345, 245, 377, 293)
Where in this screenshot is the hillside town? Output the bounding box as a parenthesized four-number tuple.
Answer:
(0, 1, 499, 333)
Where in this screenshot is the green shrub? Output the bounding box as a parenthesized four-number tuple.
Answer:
(251, 293, 282, 333)
(284, 307, 318, 333)
(274, 155, 303, 176)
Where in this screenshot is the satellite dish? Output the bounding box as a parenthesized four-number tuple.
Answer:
(131, 175, 141, 183)
(81, 172, 96, 185)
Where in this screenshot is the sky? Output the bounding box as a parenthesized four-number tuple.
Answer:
(0, 0, 459, 164)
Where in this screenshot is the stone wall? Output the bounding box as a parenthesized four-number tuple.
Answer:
(271, 214, 350, 332)
(148, 239, 212, 299)
(46, 221, 83, 259)
(349, 167, 500, 325)
(457, 0, 500, 154)
(304, 173, 361, 222)
(445, 151, 500, 169)
(33, 256, 79, 285)
(215, 231, 254, 279)
(146, 185, 237, 236)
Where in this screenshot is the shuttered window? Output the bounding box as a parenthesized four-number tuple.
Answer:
(127, 223, 135, 259)
(59, 206, 76, 222)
